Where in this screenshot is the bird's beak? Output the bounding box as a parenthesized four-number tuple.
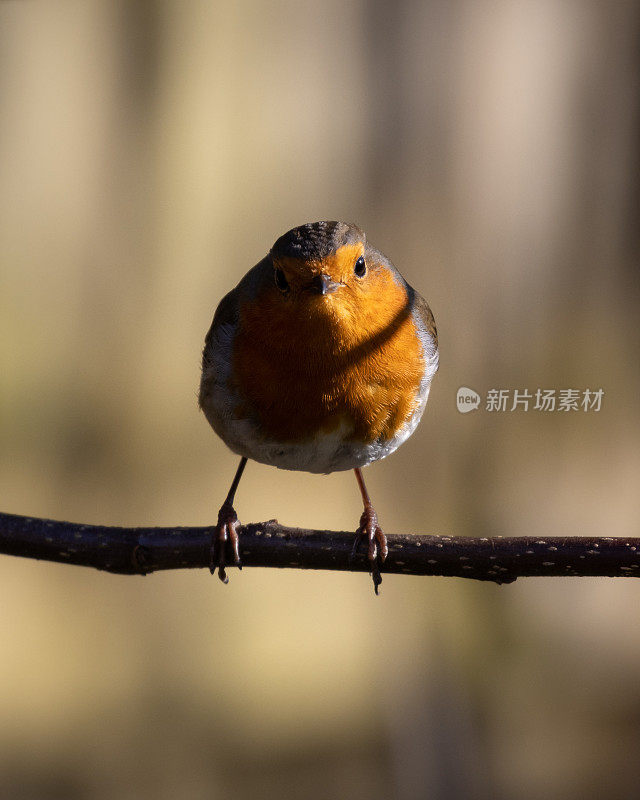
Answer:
(307, 273, 341, 295)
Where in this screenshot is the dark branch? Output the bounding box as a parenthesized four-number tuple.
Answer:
(1, 511, 639, 584)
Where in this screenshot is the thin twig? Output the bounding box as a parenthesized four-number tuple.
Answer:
(1, 511, 639, 584)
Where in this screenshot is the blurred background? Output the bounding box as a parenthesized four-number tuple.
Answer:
(1, 1, 639, 798)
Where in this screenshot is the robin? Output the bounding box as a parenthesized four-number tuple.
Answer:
(199, 221, 438, 592)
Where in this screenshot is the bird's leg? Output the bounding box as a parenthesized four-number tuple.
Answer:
(350, 467, 388, 594)
(211, 457, 247, 583)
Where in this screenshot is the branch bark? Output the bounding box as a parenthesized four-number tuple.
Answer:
(1, 511, 639, 584)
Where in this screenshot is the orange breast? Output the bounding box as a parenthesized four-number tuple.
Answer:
(232, 267, 424, 445)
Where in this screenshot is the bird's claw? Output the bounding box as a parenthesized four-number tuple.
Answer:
(210, 502, 241, 583)
(350, 507, 388, 595)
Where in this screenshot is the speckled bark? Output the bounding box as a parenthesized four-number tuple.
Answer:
(1, 511, 639, 583)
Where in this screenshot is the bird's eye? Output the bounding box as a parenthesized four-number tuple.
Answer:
(274, 268, 289, 292)
(354, 255, 366, 277)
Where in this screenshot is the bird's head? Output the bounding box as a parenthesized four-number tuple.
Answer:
(269, 221, 369, 315)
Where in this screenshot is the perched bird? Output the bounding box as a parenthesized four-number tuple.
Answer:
(199, 221, 438, 592)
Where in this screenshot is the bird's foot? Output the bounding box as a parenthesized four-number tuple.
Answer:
(350, 507, 388, 595)
(210, 502, 242, 583)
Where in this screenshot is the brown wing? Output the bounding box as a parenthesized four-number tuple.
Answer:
(412, 291, 438, 348)
(410, 287, 439, 385)
(201, 287, 239, 372)
(199, 256, 275, 416)
(201, 256, 273, 371)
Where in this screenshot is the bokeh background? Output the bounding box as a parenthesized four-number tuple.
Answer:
(1, 2, 639, 798)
